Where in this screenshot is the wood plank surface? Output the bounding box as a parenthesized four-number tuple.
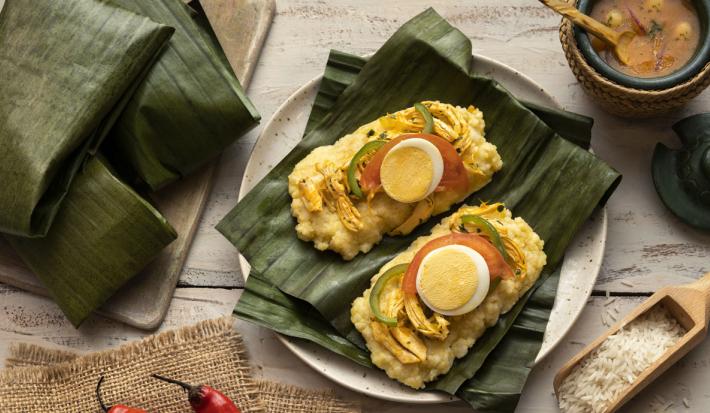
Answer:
(1, 0, 710, 412)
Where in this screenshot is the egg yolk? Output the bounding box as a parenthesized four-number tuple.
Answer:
(380, 146, 434, 203)
(418, 248, 478, 311)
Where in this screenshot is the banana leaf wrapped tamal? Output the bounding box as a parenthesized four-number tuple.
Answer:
(0, 0, 173, 237)
(103, 0, 261, 190)
(0, 0, 260, 326)
(8, 159, 177, 327)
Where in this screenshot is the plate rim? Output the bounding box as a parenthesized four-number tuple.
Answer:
(237, 53, 607, 403)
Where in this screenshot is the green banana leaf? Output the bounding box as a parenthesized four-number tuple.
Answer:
(0, 0, 173, 237)
(102, 0, 261, 191)
(7, 158, 177, 327)
(237, 272, 373, 367)
(221, 8, 620, 411)
(186, 0, 232, 69)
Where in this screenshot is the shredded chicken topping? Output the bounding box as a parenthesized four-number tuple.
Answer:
(316, 161, 363, 232)
(403, 293, 450, 340)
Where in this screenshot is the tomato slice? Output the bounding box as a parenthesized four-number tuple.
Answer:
(360, 134, 468, 195)
(402, 233, 514, 295)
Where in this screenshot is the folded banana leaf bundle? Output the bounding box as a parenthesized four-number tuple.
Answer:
(103, 0, 261, 190)
(0, 0, 173, 237)
(219, 9, 620, 412)
(0, 0, 259, 326)
(8, 158, 178, 327)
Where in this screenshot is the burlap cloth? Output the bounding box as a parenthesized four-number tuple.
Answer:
(0, 317, 359, 413)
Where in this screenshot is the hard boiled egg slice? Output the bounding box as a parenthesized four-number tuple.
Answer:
(380, 138, 444, 203)
(416, 244, 490, 316)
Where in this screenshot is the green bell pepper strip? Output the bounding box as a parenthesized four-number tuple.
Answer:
(414, 102, 434, 134)
(347, 140, 387, 198)
(486, 276, 502, 297)
(460, 215, 512, 265)
(369, 263, 410, 326)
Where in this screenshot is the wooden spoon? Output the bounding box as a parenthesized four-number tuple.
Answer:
(553, 272, 710, 413)
(539, 0, 635, 65)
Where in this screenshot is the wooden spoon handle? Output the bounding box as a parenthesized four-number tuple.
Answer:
(682, 272, 710, 323)
(687, 272, 710, 296)
(538, 0, 619, 44)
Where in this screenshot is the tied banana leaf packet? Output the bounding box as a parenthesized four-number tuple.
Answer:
(103, 0, 261, 190)
(8, 158, 177, 327)
(0, 0, 173, 237)
(219, 8, 621, 411)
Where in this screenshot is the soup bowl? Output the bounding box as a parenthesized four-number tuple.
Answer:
(559, 0, 710, 117)
(574, 0, 710, 90)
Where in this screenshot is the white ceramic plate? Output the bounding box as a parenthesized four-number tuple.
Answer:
(238, 54, 607, 404)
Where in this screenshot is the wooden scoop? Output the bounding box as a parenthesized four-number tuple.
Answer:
(554, 272, 710, 413)
(539, 0, 635, 65)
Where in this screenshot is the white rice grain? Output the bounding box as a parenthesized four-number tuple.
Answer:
(649, 397, 678, 413)
(558, 305, 685, 413)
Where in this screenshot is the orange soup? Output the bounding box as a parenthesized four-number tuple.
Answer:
(589, 0, 701, 77)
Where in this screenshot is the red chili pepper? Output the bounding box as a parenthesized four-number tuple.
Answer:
(96, 376, 148, 413)
(152, 374, 241, 413)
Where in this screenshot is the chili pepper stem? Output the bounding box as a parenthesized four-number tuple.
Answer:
(96, 376, 109, 413)
(151, 374, 195, 392)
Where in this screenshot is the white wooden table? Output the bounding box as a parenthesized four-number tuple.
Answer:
(2, 1, 709, 411)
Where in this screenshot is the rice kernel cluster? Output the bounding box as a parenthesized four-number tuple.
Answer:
(558, 305, 686, 413)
